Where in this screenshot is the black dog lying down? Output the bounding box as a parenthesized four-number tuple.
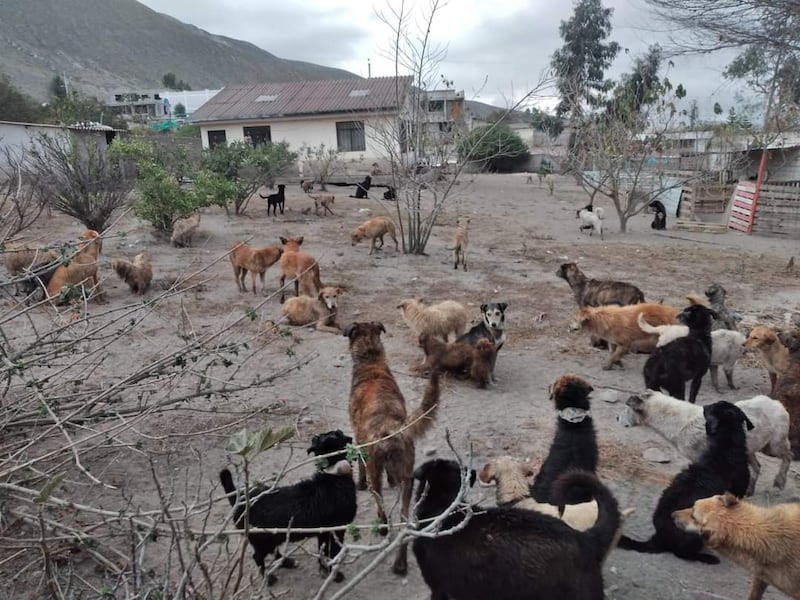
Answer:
(649, 200, 666, 230)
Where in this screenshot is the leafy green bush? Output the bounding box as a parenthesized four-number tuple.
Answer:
(133, 162, 201, 233)
(457, 124, 529, 173)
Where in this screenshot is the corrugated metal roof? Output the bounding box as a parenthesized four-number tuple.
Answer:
(190, 76, 413, 123)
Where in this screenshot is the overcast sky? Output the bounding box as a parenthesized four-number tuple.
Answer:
(138, 0, 747, 118)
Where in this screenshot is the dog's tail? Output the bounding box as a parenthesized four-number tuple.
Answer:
(637, 312, 665, 335)
(404, 368, 441, 439)
(685, 293, 710, 307)
(616, 534, 719, 564)
(594, 207, 605, 220)
(312, 262, 324, 291)
(219, 469, 237, 507)
(258, 191, 269, 199)
(552, 470, 620, 564)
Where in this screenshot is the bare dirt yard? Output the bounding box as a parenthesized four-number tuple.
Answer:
(2, 173, 800, 600)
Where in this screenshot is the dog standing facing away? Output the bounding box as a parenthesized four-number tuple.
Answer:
(649, 200, 666, 230)
(277, 236, 324, 303)
(674, 493, 800, 600)
(450, 216, 470, 270)
(618, 401, 753, 564)
(171, 213, 201, 248)
(281, 286, 342, 333)
(350, 175, 372, 199)
(530, 374, 598, 504)
(350, 216, 398, 255)
(229, 242, 283, 295)
(111, 254, 152, 295)
(260, 184, 286, 216)
(344, 321, 441, 576)
(577, 205, 605, 239)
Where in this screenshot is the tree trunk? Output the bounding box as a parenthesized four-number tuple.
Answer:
(618, 213, 629, 233)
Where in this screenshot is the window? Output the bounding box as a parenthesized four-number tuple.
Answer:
(244, 126, 271, 146)
(336, 121, 365, 152)
(428, 100, 444, 112)
(207, 130, 227, 149)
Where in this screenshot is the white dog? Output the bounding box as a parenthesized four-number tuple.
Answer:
(576, 206, 604, 240)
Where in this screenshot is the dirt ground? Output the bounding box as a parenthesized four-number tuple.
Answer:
(3, 173, 800, 599)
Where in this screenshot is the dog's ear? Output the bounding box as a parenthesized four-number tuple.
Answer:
(343, 323, 357, 339)
(744, 414, 755, 431)
(478, 463, 495, 483)
(720, 492, 739, 508)
(279, 236, 288, 245)
(318, 290, 325, 301)
(498, 303, 508, 312)
(626, 395, 644, 410)
(469, 468, 477, 487)
(373, 322, 386, 334)
(307, 435, 319, 455)
(480, 303, 488, 313)
(296, 236, 304, 246)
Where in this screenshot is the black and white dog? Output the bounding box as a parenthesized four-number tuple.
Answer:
(649, 200, 666, 230)
(456, 303, 508, 381)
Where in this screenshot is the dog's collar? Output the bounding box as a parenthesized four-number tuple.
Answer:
(558, 408, 591, 423)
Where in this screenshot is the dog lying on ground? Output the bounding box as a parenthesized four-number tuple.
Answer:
(350, 216, 398, 255)
(745, 326, 791, 396)
(644, 304, 716, 403)
(229, 242, 283, 295)
(649, 200, 666, 230)
(47, 229, 104, 303)
(111, 254, 152, 295)
(618, 390, 792, 495)
(398, 297, 469, 342)
(705, 282, 739, 330)
(413, 460, 621, 600)
(277, 236, 324, 303)
(309, 193, 335, 216)
(344, 321, 441, 576)
(673, 493, 800, 600)
(450, 216, 470, 270)
(350, 175, 372, 199)
(171, 213, 201, 248)
(574, 303, 679, 370)
(281, 286, 342, 333)
(456, 302, 507, 381)
(618, 401, 753, 564)
(530, 374, 598, 504)
(413, 332, 495, 388)
(577, 205, 604, 239)
(260, 184, 286, 216)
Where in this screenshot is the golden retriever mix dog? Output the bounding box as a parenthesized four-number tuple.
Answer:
(281, 286, 342, 333)
(745, 326, 790, 396)
(575, 303, 679, 370)
(47, 230, 104, 302)
(350, 216, 399, 255)
(674, 492, 800, 600)
(449, 216, 470, 271)
(398, 297, 469, 342)
(344, 321, 441, 576)
(111, 254, 152, 295)
(229, 241, 283, 295)
(171, 213, 201, 248)
(277, 236, 323, 303)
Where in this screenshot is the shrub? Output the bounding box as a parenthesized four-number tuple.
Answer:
(133, 162, 202, 233)
(457, 124, 530, 173)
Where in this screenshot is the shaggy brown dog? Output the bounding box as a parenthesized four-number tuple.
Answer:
(674, 493, 800, 600)
(575, 303, 679, 370)
(281, 286, 342, 333)
(449, 216, 470, 271)
(111, 254, 152, 294)
(350, 216, 399, 255)
(344, 321, 441, 576)
(47, 230, 104, 302)
(413, 332, 473, 377)
(556, 263, 645, 308)
(470, 338, 496, 389)
(171, 213, 201, 248)
(277, 236, 323, 303)
(229, 242, 283, 295)
(745, 326, 790, 396)
(773, 333, 800, 459)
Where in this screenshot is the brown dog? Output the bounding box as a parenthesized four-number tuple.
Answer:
(773, 332, 800, 459)
(344, 321, 441, 576)
(351, 216, 399, 255)
(310, 193, 335, 216)
(449, 216, 470, 271)
(281, 286, 342, 333)
(47, 230, 104, 302)
(277, 236, 323, 303)
(171, 213, 201, 248)
(413, 332, 473, 377)
(229, 241, 283, 295)
(470, 339, 496, 389)
(674, 493, 800, 600)
(111, 253, 152, 294)
(745, 326, 790, 396)
(574, 303, 679, 369)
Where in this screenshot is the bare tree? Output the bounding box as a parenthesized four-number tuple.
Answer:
(0, 146, 48, 238)
(300, 143, 345, 191)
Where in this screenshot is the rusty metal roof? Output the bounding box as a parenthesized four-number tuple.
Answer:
(190, 76, 413, 123)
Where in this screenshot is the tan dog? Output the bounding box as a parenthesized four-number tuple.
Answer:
(773, 332, 800, 459)
(449, 216, 470, 271)
(111, 253, 152, 294)
(574, 303, 680, 369)
(745, 326, 790, 396)
(344, 321, 441, 576)
(3, 243, 60, 295)
(171, 213, 201, 248)
(398, 297, 469, 342)
(47, 230, 103, 302)
(277, 236, 323, 303)
(281, 286, 342, 333)
(470, 338, 496, 389)
(350, 216, 398, 255)
(309, 193, 335, 216)
(229, 241, 283, 295)
(674, 493, 800, 600)
(413, 332, 473, 377)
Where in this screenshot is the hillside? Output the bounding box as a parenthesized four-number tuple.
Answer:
(0, 0, 357, 101)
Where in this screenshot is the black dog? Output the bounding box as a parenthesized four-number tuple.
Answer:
(530, 374, 597, 504)
(649, 200, 666, 230)
(383, 186, 396, 201)
(618, 401, 753, 563)
(260, 184, 286, 216)
(350, 175, 372, 199)
(455, 303, 507, 380)
(307, 429, 353, 469)
(644, 304, 716, 403)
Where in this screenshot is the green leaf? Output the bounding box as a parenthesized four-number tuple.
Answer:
(225, 428, 251, 456)
(249, 426, 294, 458)
(36, 472, 66, 504)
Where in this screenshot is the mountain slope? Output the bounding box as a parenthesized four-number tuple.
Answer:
(0, 0, 357, 100)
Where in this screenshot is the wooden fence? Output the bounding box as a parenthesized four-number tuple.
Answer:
(678, 183, 734, 218)
(751, 183, 800, 237)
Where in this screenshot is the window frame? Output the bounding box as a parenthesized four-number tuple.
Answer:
(207, 129, 227, 149)
(336, 120, 366, 153)
(243, 125, 272, 146)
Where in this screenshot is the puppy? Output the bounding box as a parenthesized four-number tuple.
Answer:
(618, 401, 753, 564)
(530, 374, 597, 504)
(111, 254, 152, 294)
(350, 216, 398, 255)
(260, 184, 286, 216)
(644, 304, 716, 403)
(674, 493, 800, 600)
